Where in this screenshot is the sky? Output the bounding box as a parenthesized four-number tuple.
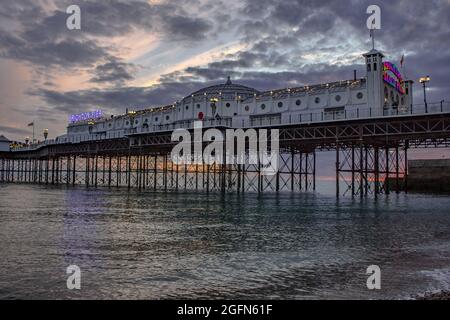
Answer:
(0, 0, 450, 144)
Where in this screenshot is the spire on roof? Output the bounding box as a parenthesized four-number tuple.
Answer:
(226, 76, 232, 85)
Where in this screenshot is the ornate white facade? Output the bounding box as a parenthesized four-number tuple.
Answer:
(57, 49, 414, 144)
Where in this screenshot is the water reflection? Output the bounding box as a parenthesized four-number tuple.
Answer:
(0, 184, 449, 299)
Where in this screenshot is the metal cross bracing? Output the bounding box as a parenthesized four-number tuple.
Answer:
(336, 142, 407, 197)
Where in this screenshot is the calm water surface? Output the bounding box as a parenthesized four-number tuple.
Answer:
(0, 183, 449, 299)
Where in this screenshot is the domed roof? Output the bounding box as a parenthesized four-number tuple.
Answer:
(184, 77, 259, 100)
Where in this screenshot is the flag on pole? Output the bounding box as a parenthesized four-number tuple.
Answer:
(400, 54, 405, 68)
(27, 122, 34, 127)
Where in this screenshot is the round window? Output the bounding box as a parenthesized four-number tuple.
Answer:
(144, 119, 148, 123)
(278, 102, 283, 108)
(185, 105, 189, 110)
(296, 100, 301, 106)
(196, 104, 201, 109)
(261, 104, 266, 110)
(315, 97, 320, 104)
(335, 95, 341, 102)
(135, 120, 139, 124)
(357, 92, 364, 100)
(125, 121, 129, 125)
(245, 105, 250, 111)
(166, 115, 170, 120)
(108, 123, 112, 127)
(226, 103, 231, 108)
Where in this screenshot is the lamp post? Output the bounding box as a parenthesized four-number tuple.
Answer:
(419, 76, 431, 113)
(43, 128, 49, 141)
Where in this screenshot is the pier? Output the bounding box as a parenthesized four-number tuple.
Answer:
(2, 105, 450, 197)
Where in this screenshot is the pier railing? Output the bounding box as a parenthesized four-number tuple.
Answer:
(10, 101, 450, 152)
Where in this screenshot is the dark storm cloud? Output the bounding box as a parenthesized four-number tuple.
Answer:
(0, 125, 31, 137)
(163, 15, 212, 41)
(0, 0, 214, 70)
(33, 82, 204, 115)
(90, 59, 138, 86)
(0, 32, 110, 67)
(175, 0, 450, 101)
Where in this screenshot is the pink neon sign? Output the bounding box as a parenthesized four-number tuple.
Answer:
(383, 62, 405, 95)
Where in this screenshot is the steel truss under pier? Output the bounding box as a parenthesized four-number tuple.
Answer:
(0, 151, 315, 193)
(336, 142, 408, 197)
(1, 112, 450, 196)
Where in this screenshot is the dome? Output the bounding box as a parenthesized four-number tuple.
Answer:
(183, 77, 259, 101)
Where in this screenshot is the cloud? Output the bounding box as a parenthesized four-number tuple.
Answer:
(0, 32, 111, 68)
(32, 81, 204, 115)
(90, 58, 138, 86)
(163, 15, 212, 41)
(0, 125, 31, 137)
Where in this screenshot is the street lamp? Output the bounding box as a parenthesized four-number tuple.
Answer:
(419, 75, 431, 113)
(25, 136, 30, 145)
(43, 128, 49, 141)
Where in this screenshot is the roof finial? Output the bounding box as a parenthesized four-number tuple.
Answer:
(226, 76, 232, 85)
(370, 28, 375, 50)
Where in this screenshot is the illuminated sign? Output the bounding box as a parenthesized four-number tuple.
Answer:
(69, 110, 103, 123)
(383, 61, 405, 94)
